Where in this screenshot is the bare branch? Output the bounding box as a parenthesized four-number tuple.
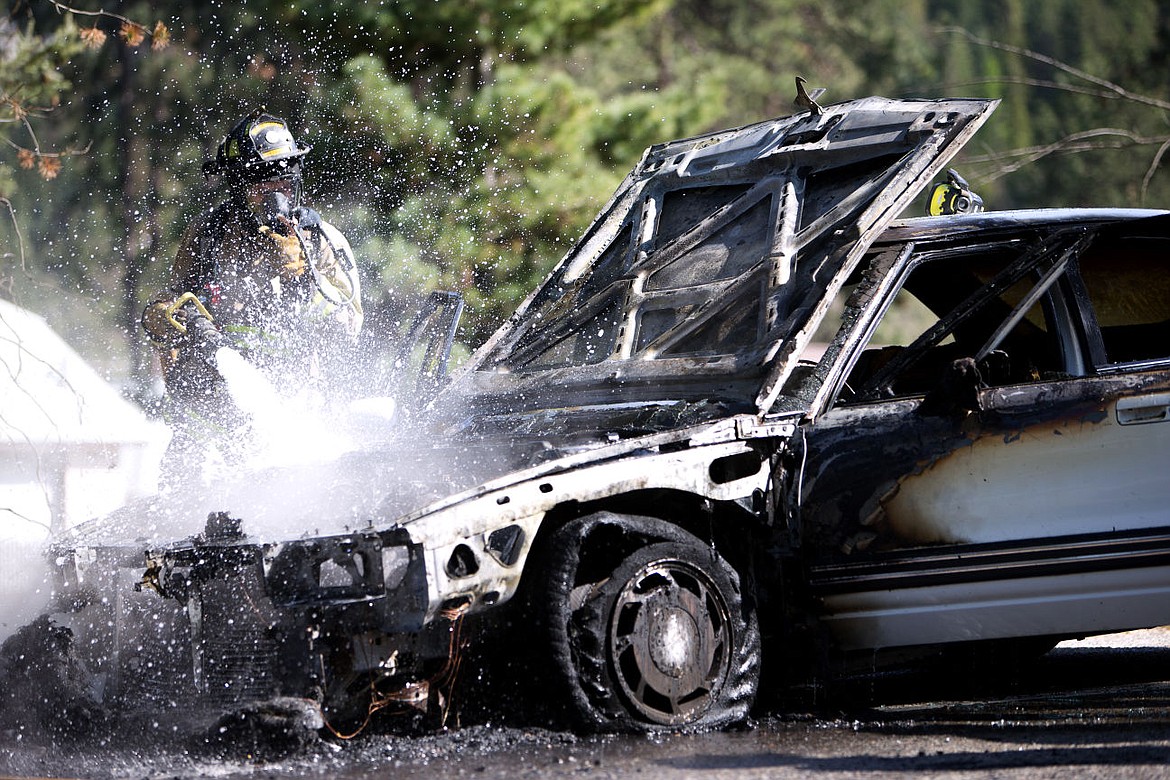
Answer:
(942, 76, 1138, 104)
(0, 322, 76, 527)
(939, 26, 1170, 113)
(2, 136, 93, 159)
(963, 128, 1170, 182)
(1141, 137, 1170, 203)
(928, 30, 1170, 192)
(12, 107, 44, 155)
(0, 507, 51, 534)
(0, 197, 28, 282)
(47, 1, 167, 48)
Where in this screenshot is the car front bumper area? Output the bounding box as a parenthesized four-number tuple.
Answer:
(49, 522, 460, 722)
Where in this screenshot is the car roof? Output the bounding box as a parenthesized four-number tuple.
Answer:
(879, 207, 1170, 245)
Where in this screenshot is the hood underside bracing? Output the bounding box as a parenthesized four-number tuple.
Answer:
(448, 95, 998, 424)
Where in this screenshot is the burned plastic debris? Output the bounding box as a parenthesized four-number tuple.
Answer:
(0, 615, 111, 740)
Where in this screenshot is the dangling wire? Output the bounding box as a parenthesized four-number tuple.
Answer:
(319, 602, 471, 740)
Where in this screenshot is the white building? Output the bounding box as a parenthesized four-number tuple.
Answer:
(0, 298, 166, 637)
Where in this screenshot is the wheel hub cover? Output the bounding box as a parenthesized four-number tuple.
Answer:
(647, 606, 701, 678)
(610, 558, 731, 724)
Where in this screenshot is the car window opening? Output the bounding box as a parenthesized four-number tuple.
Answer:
(1077, 237, 1170, 366)
(837, 244, 1081, 405)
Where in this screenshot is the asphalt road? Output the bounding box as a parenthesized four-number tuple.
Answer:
(1, 628, 1167, 780)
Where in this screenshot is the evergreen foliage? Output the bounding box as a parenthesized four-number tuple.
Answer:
(4, 0, 1170, 392)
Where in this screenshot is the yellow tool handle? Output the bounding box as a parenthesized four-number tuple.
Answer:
(164, 292, 212, 334)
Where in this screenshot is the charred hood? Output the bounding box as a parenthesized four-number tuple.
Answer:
(446, 95, 998, 421)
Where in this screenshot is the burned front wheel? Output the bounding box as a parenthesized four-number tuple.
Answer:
(603, 544, 737, 725)
(546, 522, 760, 732)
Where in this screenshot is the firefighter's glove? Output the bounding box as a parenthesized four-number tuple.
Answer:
(144, 297, 213, 348)
(143, 301, 182, 346)
(182, 313, 232, 353)
(259, 223, 307, 281)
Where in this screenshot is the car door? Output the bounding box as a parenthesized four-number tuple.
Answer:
(795, 218, 1170, 651)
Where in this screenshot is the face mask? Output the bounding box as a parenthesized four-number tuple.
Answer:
(244, 180, 295, 225)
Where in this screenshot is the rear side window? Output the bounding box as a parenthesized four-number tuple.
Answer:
(1077, 238, 1170, 366)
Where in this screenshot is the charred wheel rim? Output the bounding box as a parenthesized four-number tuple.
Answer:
(607, 556, 731, 725)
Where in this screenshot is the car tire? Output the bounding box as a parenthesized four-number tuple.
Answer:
(543, 517, 760, 732)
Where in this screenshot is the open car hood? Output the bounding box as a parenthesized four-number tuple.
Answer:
(449, 94, 998, 420)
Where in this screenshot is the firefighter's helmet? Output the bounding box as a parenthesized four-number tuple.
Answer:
(203, 109, 311, 184)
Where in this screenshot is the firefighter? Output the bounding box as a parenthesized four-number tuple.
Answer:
(142, 109, 363, 488)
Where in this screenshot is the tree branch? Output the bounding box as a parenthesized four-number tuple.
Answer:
(939, 26, 1170, 112)
(1142, 137, 1170, 202)
(48, 2, 169, 48)
(963, 128, 1170, 182)
(0, 197, 28, 296)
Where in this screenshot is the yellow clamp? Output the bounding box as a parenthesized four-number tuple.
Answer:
(164, 291, 213, 334)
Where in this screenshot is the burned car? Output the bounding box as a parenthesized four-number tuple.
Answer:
(45, 93, 1170, 735)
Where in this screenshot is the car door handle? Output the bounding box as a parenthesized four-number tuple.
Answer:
(1116, 392, 1170, 425)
